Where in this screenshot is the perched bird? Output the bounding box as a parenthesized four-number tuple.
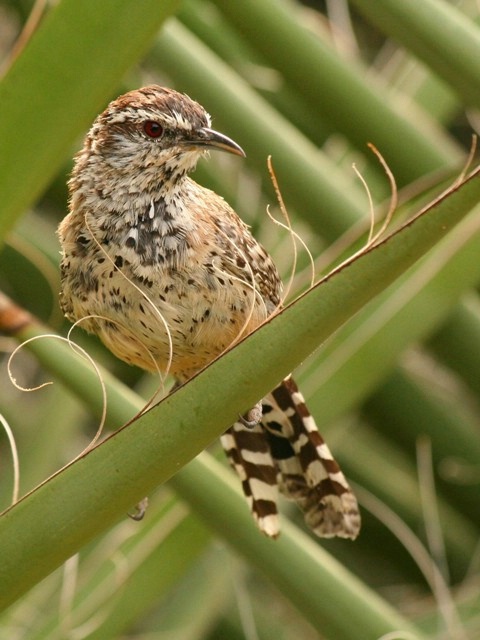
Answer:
(58, 85, 360, 539)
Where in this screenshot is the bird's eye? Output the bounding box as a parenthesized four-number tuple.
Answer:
(143, 120, 164, 139)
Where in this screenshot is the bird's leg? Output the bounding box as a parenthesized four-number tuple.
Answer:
(128, 497, 149, 521)
(239, 400, 263, 428)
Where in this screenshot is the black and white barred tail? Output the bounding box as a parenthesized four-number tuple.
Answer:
(220, 376, 360, 539)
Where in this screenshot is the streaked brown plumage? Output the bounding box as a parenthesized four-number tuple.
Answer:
(58, 85, 360, 539)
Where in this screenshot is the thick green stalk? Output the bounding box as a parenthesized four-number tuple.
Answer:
(350, 0, 480, 107)
(0, 0, 178, 239)
(0, 168, 478, 614)
(210, 0, 462, 185)
(300, 203, 480, 427)
(173, 454, 425, 640)
(426, 296, 480, 397)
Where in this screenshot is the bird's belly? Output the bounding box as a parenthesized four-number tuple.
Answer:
(63, 263, 269, 379)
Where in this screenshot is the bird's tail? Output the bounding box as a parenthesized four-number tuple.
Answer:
(220, 376, 360, 539)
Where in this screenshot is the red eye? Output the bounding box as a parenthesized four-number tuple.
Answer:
(143, 120, 163, 138)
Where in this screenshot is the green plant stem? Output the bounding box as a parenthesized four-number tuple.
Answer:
(350, 0, 480, 107)
(0, 168, 478, 613)
(210, 0, 462, 185)
(173, 454, 425, 640)
(0, 0, 178, 240)
(426, 295, 480, 397)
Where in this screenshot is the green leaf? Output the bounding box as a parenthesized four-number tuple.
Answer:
(0, 0, 178, 240)
(350, 0, 480, 107)
(210, 0, 462, 184)
(0, 168, 478, 635)
(302, 197, 480, 427)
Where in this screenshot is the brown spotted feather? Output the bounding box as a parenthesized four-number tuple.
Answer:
(58, 85, 360, 539)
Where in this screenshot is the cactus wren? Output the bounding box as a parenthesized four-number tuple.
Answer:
(58, 86, 360, 539)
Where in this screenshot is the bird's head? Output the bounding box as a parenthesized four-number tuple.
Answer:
(83, 85, 245, 186)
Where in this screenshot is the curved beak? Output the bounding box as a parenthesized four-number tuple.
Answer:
(184, 127, 246, 157)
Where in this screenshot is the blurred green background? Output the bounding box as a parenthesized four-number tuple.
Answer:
(0, 1, 480, 638)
